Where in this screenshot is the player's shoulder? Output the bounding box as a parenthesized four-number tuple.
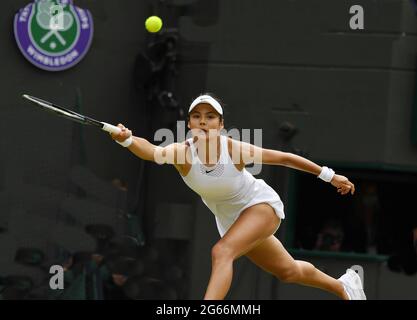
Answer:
(226, 136, 243, 149)
(169, 141, 190, 158)
(172, 141, 191, 173)
(225, 136, 241, 159)
(176, 140, 190, 150)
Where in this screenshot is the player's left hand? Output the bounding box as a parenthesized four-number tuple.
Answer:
(331, 174, 355, 195)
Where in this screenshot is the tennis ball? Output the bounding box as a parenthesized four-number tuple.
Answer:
(145, 16, 163, 33)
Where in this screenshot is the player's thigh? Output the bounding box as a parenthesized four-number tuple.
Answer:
(217, 203, 280, 259)
(245, 235, 297, 276)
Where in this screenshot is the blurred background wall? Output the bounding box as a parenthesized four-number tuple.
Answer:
(1, 0, 417, 299)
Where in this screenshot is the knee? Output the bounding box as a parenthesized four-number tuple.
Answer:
(211, 241, 234, 263)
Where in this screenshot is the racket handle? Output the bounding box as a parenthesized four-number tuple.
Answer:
(101, 122, 122, 134)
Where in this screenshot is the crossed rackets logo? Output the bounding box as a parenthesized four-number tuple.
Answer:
(36, 0, 74, 49)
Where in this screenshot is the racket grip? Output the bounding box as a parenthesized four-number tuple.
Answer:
(101, 122, 122, 135)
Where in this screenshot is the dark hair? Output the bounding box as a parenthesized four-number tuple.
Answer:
(187, 92, 225, 123)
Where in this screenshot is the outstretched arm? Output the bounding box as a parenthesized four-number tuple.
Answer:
(109, 124, 186, 165)
(231, 139, 355, 195)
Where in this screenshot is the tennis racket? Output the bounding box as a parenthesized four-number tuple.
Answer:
(22, 94, 122, 135)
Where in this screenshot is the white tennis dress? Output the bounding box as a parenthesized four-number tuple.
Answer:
(180, 135, 285, 237)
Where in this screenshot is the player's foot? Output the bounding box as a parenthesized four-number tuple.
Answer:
(338, 268, 367, 300)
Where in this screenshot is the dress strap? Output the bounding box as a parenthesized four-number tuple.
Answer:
(220, 135, 230, 164)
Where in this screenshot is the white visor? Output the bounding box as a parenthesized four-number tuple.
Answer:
(188, 95, 223, 115)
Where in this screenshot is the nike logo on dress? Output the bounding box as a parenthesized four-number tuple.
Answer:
(206, 169, 215, 174)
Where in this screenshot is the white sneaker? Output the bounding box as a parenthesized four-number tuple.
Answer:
(338, 268, 367, 300)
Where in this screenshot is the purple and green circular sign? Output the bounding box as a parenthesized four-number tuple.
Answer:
(14, 0, 94, 71)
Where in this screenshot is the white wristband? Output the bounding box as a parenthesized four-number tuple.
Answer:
(116, 136, 133, 148)
(318, 166, 335, 182)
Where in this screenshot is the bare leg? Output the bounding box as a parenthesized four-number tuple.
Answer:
(245, 236, 349, 300)
(204, 203, 280, 300)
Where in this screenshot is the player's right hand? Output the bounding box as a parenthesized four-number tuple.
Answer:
(110, 123, 132, 143)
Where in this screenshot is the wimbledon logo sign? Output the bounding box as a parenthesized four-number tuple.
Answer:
(14, 0, 93, 71)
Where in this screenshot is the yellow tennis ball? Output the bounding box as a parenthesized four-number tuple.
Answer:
(145, 16, 163, 33)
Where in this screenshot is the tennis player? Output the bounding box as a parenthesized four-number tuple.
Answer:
(110, 94, 366, 300)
